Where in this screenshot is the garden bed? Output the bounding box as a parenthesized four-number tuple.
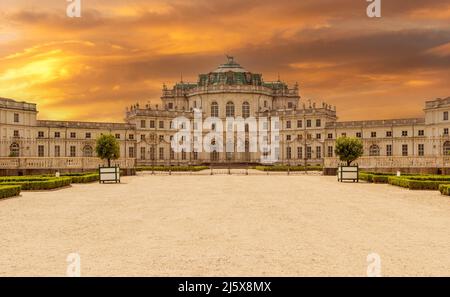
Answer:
(0, 185, 21, 199)
(0, 176, 72, 190)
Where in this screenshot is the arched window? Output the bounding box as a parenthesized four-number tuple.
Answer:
(242, 101, 250, 118)
(369, 144, 380, 156)
(10, 143, 19, 157)
(211, 102, 219, 117)
(444, 141, 450, 156)
(226, 101, 235, 117)
(83, 145, 93, 157)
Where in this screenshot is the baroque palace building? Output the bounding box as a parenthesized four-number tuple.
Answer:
(1, 57, 450, 174)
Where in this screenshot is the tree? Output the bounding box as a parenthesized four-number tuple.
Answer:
(95, 134, 120, 167)
(334, 136, 364, 166)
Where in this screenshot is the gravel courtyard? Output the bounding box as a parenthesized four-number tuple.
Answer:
(0, 171, 449, 276)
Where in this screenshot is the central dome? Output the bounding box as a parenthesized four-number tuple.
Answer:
(212, 56, 248, 73)
(197, 56, 262, 87)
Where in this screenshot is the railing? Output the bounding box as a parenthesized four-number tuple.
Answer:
(0, 157, 136, 169)
(324, 156, 450, 168)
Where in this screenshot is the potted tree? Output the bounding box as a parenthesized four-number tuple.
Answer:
(95, 134, 121, 183)
(334, 136, 364, 182)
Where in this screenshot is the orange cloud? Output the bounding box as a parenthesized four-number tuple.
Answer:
(0, 0, 449, 122)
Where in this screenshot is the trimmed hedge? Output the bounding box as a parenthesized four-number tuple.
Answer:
(69, 173, 99, 183)
(388, 176, 450, 190)
(254, 165, 323, 172)
(136, 166, 209, 172)
(439, 184, 450, 196)
(0, 185, 21, 199)
(359, 172, 391, 183)
(0, 177, 72, 191)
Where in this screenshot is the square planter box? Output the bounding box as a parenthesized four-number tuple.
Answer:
(99, 166, 120, 183)
(337, 165, 359, 182)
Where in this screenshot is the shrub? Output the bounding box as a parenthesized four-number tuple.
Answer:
(0, 177, 72, 190)
(388, 176, 450, 190)
(0, 185, 21, 199)
(70, 173, 99, 183)
(359, 173, 390, 183)
(439, 184, 450, 195)
(359, 173, 373, 182)
(372, 175, 390, 183)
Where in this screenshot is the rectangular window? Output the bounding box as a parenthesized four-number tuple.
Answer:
(306, 146, 312, 159)
(386, 144, 392, 156)
(327, 146, 333, 158)
(54, 145, 60, 157)
(444, 128, 449, 136)
(444, 111, 449, 121)
(286, 147, 292, 160)
(402, 144, 408, 156)
(418, 130, 424, 136)
(85, 132, 91, 139)
(54, 132, 60, 138)
(316, 133, 321, 140)
(140, 134, 145, 141)
(356, 132, 362, 138)
(418, 144, 424, 156)
(286, 121, 291, 129)
(150, 120, 155, 128)
(159, 147, 164, 160)
(193, 152, 198, 160)
(274, 121, 280, 130)
(386, 131, 392, 137)
(140, 120, 146, 128)
(316, 146, 322, 159)
(297, 120, 302, 128)
(38, 145, 45, 157)
(306, 120, 312, 128)
(327, 133, 333, 139)
(168, 102, 173, 109)
(341, 133, 347, 137)
(70, 132, 76, 138)
(371, 132, 376, 138)
(129, 134, 134, 140)
(297, 147, 303, 159)
(316, 119, 321, 127)
(159, 135, 164, 142)
(182, 150, 187, 160)
(150, 147, 155, 160)
(159, 121, 164, 129)
(307, 134, 312, 140)
(13, 130, 19, 137)
(170, 148, 175, 159)
(402, 131, 408, 137)
(70, 146, 76, 157)
(128, 147, 135, 158)
(286, 135, 291, 141)
(14, 113, 19, 123)
(140, 147, 146, 160)
(38, 131, 44, 138)
(115, 134, 121, 139)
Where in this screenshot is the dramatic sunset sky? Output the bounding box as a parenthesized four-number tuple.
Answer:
(0, 0, 449, 121)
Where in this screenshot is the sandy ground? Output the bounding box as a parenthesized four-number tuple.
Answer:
(0, 170, 449, 276)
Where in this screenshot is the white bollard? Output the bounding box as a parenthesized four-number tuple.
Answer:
(396, 171, 401, 177)
(55, 171, 60, 177)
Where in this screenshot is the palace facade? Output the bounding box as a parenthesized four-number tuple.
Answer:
(1, 57, 450, 174)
